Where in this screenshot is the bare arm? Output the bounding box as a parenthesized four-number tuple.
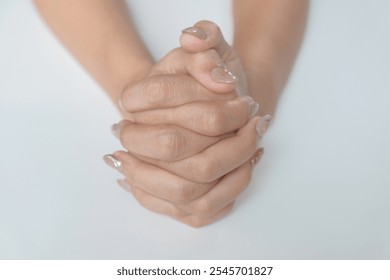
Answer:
(233, 0, 309, 116)
(34, 0, 153, 108)
(34, 1, 308, 227)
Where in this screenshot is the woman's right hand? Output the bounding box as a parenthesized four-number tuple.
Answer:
(118, 21, 261, 161)
(105, 21, 271, 227)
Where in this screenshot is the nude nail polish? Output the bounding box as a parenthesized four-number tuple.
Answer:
(103, 154, 123, 172)
(239, 96, 259, 117)
(251, 148, 264, 166)
(211, 66, 237, 84)
(111, 123, 120, 138)
(181, 27, 208, 40)
(263, 115, 272, 132)
(256, 115, 272, 139)
(117, 179, 132, 192)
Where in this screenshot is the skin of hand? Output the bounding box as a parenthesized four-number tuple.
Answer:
(233, 0, 309, 116)
(34, 0, 308, 227)
(34, 0, 308, 116)
(117, 21, 265, 162)
(103, 22, 272, 227)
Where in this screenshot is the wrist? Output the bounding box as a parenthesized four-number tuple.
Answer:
(238, 53, 279, 116)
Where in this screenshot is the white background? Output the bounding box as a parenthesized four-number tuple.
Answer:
(0, 0, 389, 259)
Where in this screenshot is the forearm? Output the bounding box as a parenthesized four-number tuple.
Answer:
(233, 0, 309, 116)
(34, 0, 153, 107)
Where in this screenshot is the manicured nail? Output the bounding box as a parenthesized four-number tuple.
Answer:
(111, 123, 121, 138)
(103, 154, 122, 172)
(181, 27, 208, 40)
(263, 114, 272, 125)
(211, 66, 237, 84)
(256, 116, 272, 139)
(239, 96, 259, 117)
(251, 148, 264, 166)
(117, 179, 132, 192)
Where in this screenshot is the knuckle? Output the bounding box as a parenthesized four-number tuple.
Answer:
(165, 205, 185, 220)
(170, 182, 194, 205)
(146, 76, 180, 107)
(198, 106, 226, 136)
(143, 77, 168, 105)
(186, 218, 206, 228)
(193, 198, 214, 217)
(193, 157, 218, 183)
(171, 181, 213, 205)
(156, 127, 186, 160)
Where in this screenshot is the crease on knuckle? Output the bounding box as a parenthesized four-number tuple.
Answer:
(170, 181, 195, 205)
(198, 106, 225, 136)
(192, 197, 215, 218)
(165, 204, 187, 220)
(193, 157, 218, 183)
(182, 215, 207, 228)
(146, 76, 178, 106)
(156, 128, 186, 161)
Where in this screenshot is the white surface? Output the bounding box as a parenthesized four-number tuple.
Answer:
(0, 0, 389, 259)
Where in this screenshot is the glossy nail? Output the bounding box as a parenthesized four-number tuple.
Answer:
(251, 148, 264, 166)
(181, 27, 208, 40)
(211, 66, 237, 84)
(256, 115, 272, 139)
(111, 123, 121, 138)
(239, 96, 259, 117)
(117, 179, 132, 192)
(103, 154, 123, 172)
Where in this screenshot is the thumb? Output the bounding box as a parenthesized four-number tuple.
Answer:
(180, 21, 247, 96)
(151, 47, 238, 94)
(180, 20, 236, 64)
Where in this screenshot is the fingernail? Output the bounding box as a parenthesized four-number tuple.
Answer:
(181, 27, 208, 40)
(239, 96, 259, 117)
(211, 66, 237, 84)
(263, 115, 272, 131)
(103, 154, 123, 172)
(251, 148, 264, 166)
(111, 123, 121, 138)
(256, 116, 272, 139)
(117, 179, 132, 192)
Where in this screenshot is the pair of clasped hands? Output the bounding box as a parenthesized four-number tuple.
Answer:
(104, 21, 271, 227)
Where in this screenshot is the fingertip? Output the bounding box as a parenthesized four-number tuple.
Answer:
(189, 59, 237, 94)
(179, 32, 210, 53)
(112, 150, 128, 162)
(250, 148, 264, 167)
(199, 76, 237, 94)
(210, 65, 237, 84)
(181, 27, 208, 40)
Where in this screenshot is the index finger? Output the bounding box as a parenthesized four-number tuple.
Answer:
(121, 73, 235, 113)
